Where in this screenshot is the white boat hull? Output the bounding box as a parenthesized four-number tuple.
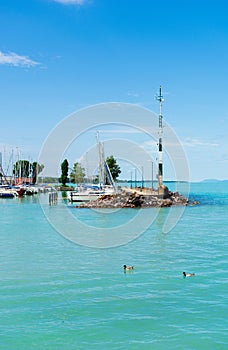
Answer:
(68, 186, 115, 202)
(68, 191, 101, 202)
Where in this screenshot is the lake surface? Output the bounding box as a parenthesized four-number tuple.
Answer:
(0, 182, 227, 349)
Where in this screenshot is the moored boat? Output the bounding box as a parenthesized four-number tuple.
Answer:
(0, 191, 15, 198)
(68, 136, 116, 203)
(0, 185, 17, 198)
(68, 184, 115, 202)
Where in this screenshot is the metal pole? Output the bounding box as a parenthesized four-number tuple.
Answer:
(135, 168, 137, 189)
(141, 166, 144, 189)
(151, 161, 154, 191)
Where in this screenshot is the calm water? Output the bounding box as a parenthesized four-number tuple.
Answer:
(0, 182, 227, 349)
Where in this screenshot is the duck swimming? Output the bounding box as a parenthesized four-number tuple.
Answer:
(123, 265, 134, 270)
(183, 271, 195, 277)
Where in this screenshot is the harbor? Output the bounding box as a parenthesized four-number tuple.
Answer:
(1, 1, 228, 349)
(0, 87, 192, 208)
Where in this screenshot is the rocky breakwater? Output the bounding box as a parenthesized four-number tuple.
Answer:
(76, 187, 195, 209)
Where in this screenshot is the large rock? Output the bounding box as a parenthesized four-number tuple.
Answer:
(76, 188, 192, 209)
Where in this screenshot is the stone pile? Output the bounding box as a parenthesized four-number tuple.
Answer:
(76, 188, 193, 209)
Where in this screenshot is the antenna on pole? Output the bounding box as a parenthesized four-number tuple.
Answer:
(156, 86, 164, 193)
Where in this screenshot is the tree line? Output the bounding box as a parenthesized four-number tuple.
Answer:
(60, 155, 121, 186)
(0, 160, 44, 185)
(3, 155, 121, 186)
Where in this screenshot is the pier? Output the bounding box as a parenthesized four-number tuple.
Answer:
(49, 191, 58, 205)
(75, 186, 190, 208)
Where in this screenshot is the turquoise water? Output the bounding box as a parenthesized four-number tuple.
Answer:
(0, 182, 227, 349)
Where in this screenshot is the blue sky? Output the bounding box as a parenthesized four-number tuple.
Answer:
(0, 0, 228, 181)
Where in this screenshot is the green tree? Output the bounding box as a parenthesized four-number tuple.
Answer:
(60, 159, 69, 186)
(13, 160, 31, 179)
(13, 160, 44, 184)
(31, 162, 44, 184)
(105, 155, 121, 182)
(70, 162, 86, 184)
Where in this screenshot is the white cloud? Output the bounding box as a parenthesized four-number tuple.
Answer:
(95, 128, 142, 134)
(127, 91, 141, 98)
(0, 51, 39, 67)
(182, 137, 219, 148)
(52, 0, 86, 4)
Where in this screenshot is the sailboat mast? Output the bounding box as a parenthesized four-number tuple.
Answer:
(96, 132, 105, 186)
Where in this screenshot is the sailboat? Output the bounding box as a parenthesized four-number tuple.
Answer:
(68, 184, 114, 203)
(68, 139, 116, 203)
